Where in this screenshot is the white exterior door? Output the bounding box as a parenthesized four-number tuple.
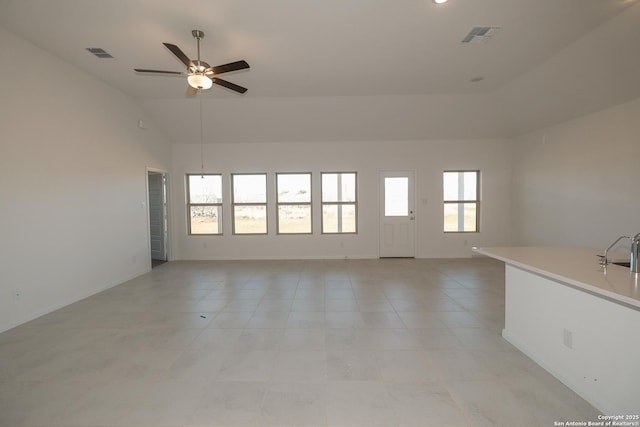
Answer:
(379, 171, 415, 258)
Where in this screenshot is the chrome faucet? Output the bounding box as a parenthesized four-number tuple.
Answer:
(631, 233, 640, 274)
(599, 235, 630, 267)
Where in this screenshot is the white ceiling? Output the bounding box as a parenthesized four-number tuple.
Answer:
(0, 0, 637, 143)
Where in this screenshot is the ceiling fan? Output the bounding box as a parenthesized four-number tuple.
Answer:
(134, 29, 249, 95)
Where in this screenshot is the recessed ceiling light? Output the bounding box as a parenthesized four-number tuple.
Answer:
(434, 0, 448, 3)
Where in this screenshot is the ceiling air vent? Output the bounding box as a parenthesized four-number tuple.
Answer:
(461, 27, 501, 44)
(86, 48, 113, 58)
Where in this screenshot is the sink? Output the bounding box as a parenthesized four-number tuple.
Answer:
(612, 261, 631, 268)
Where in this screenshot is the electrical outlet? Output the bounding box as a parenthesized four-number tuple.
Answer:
(563, 328, 573, 349)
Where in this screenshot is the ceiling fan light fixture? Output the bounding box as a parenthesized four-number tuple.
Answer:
(134, 30, 250, 94)
(187, 74, 213, 90)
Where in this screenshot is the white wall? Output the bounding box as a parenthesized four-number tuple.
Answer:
(171, 139, 512, 260)
(504, 265, 640, 414)
(497, 2, 640, 137)
(141, 93, 510, 145)
(511, 96, 640, 248)
(0, 27, 171, 332)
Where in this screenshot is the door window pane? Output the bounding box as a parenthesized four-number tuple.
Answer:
(384, 177, 408, 217)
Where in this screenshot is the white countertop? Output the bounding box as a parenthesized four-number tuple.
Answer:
(473, 246, 640, 310)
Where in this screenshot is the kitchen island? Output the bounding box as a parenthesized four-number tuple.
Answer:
(473, 246, 640, 415)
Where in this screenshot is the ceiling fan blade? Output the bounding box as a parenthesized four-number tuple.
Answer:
(212, 78, 248, 94)
(207, 60, 250, 75)
(186, 85, 198, 96)
(163, 43, 194, 69)
(134, 68, 184, 75)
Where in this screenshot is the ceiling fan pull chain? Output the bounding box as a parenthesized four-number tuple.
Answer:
(199, 94, 204, 177)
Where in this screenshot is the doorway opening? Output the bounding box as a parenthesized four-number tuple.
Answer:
(147, 170, 169, 268)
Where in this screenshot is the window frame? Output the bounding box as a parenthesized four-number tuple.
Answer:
(443, 169, 480, 233)
(321, 172, 358, 234)
(231, 173, 268, 235)
(276, 172, 313, 235)
(186, 173, 223, 236)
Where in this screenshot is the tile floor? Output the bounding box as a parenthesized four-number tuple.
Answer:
(0, 258, 600, 427)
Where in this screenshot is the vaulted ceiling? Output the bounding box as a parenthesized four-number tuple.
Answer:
(1, 0, 638, 143)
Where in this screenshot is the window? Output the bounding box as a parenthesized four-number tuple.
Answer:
(232, 173, 267, 234)
(384, 177, 409, 216)
(321, 172, 357, 233)
(186, 174, 222, 235)
(276, 173, 312, 234)
(443, 170, 479, 232)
